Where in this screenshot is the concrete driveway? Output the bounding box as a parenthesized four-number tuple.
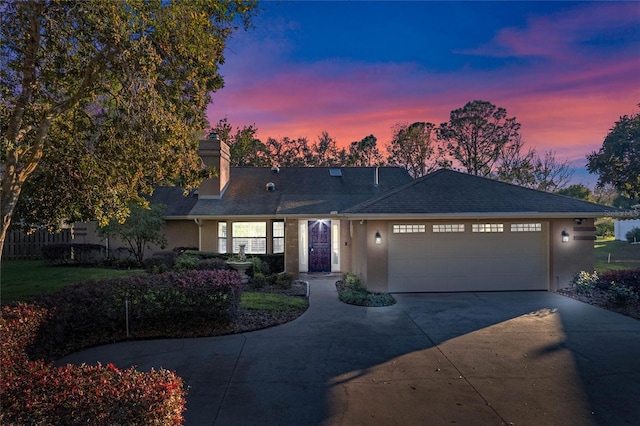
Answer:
(60, 274, 640, 425)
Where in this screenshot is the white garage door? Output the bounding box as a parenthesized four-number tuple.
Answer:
(388, 222, 548, 292)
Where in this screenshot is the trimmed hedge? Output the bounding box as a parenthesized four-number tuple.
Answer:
(0, 303, 186, 424)
(42, 243, 106, 266)
(27, 270, 242, 361)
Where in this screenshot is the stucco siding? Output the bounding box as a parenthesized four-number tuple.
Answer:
(550, 218, 595, 290)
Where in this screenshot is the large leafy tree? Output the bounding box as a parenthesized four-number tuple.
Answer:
(265, 136, 312, 167)
(587, 108, 640, 198)
(0, 0, 257, 257)
(386, 122, 439, 178)
(98, 203, 167, 265)
(213, 118, 269, 167)
(556, 184, 594, 202)
(348, 135, 384, 167)
(308, 131, 341, 166)
(438, 100, 521, 177)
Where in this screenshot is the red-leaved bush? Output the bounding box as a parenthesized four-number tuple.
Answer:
(1, 303, 186, 424)
(0, 269, 243, 424)
(598, 268, 640, 291)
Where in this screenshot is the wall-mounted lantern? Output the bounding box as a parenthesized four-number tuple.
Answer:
(375, 231, 382, 245)
(562, 229, 570, 243)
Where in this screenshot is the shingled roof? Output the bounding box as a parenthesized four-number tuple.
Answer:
(343, 169, 618, 217)
(154, 166, 413, 218)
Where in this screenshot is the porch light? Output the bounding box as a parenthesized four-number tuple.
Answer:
(375, 231, 382, 245)
(562, 230, 570, 243)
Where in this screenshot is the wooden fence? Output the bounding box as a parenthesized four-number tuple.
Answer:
(2, 228, 72, 260)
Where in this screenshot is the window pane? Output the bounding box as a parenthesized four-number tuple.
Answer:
(232, 222, 266, 238)
(233, 238, 266, 254)
(218, 222, 227, 253)
(272, 221, 285, 254)
(511, 223, 542, 232)
(472, 223, 504, 233)
(433, 224, 465, 233)
(393, 224, 425, 234)
(273, 222, 284, 237)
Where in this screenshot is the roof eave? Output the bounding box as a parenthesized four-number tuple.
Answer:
(340, 211, 632, 220)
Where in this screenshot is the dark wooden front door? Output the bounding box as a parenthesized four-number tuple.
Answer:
(308, 220, 331, 272)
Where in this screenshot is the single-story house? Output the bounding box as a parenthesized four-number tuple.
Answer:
(77, 135, 626, 292)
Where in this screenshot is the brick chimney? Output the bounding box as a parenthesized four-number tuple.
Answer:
(198, 133, 230, 198)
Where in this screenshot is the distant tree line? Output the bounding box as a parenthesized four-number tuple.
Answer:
(214, 100, 574, 193)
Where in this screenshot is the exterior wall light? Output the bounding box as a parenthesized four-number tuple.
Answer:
(562, 230, 570, 243)
(375, 231, 382, 245)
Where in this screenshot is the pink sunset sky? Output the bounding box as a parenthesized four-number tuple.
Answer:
(207, 1, 640, 186)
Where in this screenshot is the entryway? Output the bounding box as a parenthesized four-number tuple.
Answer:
(308, 220, 331, 272)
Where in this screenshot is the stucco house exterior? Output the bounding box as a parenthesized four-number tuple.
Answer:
(78, 135, 623, 292)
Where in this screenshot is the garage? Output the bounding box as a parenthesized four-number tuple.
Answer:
(388, 222, 549, 292)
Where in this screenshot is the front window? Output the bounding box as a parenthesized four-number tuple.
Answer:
(273, 221, 284, 254)
(218, 222, 227, 253)
(232, 222, 267, 254)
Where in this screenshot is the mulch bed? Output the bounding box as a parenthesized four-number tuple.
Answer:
(557, 288, 640, 321)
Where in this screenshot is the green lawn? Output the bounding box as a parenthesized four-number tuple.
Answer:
(1, 260, 145, 301)
(0, 261, 308, 313)
(240, 292, 308, 312)
(595, 237, 640, 272)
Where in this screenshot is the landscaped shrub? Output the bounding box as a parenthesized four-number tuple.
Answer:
(335, 274, 396, 307)
(42, 243, 106, 266)
(598, 269, 640, 292)
(174, 253, 200, 271)
(144, 251, 178, 273)
(26, 270, 243, 361)
(252, 272, 266, 288)
(626, 227, 640, 243)
(195, 257, 229, 271)
(344, 272, 365, 291)
(273, 273, 294, 289)
(338, 289, 397, 307)
(571, 271, 599, 295)
(606, 284, 640, 306)
(0, 304, 186, 425)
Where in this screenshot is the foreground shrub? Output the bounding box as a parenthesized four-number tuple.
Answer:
(344, 273, 365, 291)
(606, 284, 640, 306)
(336, 274, 396, 307)
(599, 269, 640, 291)
(571, 271, 599, 295)
(0, 304, 186, 425)
(26, 270, 242, 361)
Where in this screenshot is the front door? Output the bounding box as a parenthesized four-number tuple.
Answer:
(308, 220, 331, 272)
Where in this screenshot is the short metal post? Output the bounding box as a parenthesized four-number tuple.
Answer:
(125, 297, 130, 337)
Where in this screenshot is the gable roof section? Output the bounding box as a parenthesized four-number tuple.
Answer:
(344, 169, 618, 217)
(147, 186, 198, 217)
(187, 167, 413, 217)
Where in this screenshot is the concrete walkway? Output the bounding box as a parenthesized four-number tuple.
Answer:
(60, 274, 640, 425)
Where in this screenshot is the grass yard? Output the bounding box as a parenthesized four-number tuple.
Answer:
(1, 260, 145, 301)
(241, 292, 308, 312)
(595, 237, 640, 272)
(1, 261, 308, 315)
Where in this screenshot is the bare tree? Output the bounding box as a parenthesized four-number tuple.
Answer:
(386, 122, 439, 178)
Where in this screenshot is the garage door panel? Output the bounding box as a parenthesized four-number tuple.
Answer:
(388, 223, 548, 292)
